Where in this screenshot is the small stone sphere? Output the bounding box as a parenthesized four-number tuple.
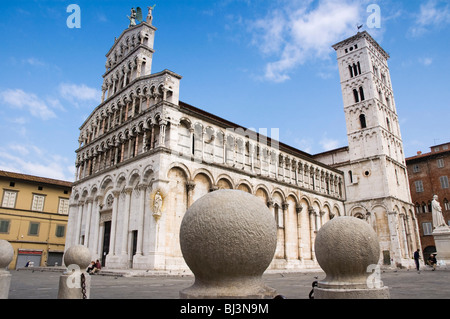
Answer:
(0, 240, 14, 269)
(180, 189, 277, 283)
(63, 245, 92, 269)
(314, 216, 380, 289)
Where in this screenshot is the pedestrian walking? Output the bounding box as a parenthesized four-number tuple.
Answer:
(413, 249, 420, 273)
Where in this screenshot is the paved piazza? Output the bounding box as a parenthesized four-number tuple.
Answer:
(8, 267, 450, 299)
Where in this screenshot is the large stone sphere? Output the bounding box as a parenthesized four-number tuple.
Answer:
(179, 189, 277, 298)
(315, 216, 380, 289)
(0, 240, 14, 270)
(63, 245, 91, 270)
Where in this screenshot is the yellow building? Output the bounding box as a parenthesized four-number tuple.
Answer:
(0, 170, 72, 269)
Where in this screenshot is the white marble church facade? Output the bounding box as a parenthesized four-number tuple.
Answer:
(65, 11, 420, 271)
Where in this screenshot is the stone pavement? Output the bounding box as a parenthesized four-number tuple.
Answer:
(7, 265, 450, 299)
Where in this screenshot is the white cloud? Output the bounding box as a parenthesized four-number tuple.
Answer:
(249, 0, 364, 82)
(410, 0, 450, 36)
(0, 144, 74, 181)
(294, 137, 314, 154)
(419, 57, 433, 66)
(0, 89, 56, 120)
(23, 57, 46, 67)
(320, 137, 341, 151)
(59, 83, 102, 107)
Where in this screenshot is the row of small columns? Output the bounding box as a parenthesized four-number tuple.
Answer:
(79, 91, 166, 148)
(189, 129, 343, 199)
(76, 120, 168, 181)
(102, 57, 147, 102)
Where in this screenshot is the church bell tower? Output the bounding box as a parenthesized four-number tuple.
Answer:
(330, 31, 421, 267)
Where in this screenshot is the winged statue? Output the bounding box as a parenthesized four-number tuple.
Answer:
(128, 6, 155, 27)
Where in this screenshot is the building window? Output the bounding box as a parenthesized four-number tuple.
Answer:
(423, 222, 433, 236)
(56, 225, 66, 238)
(359, 114, 367, 129)
(437, 158, 444, 168)
(415, 180, 424, 193)
(274, 204, 284, 228)
(421, 202, 427, 213)
(58, 198, 69, 215)
(349, 62, 362, 78)
(359, 87, 365, 101)
(28, 222, 40, 236)
(0, 219, 10, 234)
(31, 194, 45, 212)
(444, 198, 449, 211)
(413, 164, 420, 173)
(353, 89, 359, 103)
(440, 176, 449, 189)
(415, 203, 420, 214)
(2, 190, 18, 208)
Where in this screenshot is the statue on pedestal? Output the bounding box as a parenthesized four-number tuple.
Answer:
(152, 191, 163, 221)
(128, 8, 137, 27)
(147, 5, 156, 24)
(128, 7, 144, 27)
(432, 195, 449, 230)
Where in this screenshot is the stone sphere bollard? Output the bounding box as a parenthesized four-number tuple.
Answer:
(179, 189, 278, 299)
(0, 240, 14, 299)
(314, 216, 390, 299)
(58, 245, 92, 299)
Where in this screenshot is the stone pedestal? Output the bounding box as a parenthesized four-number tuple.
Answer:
(433, 226, 450, 266)
(179, 190, 278, 299)
(313, 216, 390, 299)
(58, 245, 92, 299)
(0, 240, 14, 299)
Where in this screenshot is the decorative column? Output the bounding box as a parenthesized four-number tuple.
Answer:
(159, 120, 167, 147)
(282, 202, 289, 259)
(400, 214, 409, 258)
(309, 208, 317, 262)
(108, 190, 120, 256)
(387, 211, 402, 266)
(186, 181, 196, 207)
(136, 184, 147, 256)
(92, 196, 103, 259)
(121, 187, 133, 256)
(75, 201, 84, 245)
(296, 205, 304, 262)
(84, 197, 93, 248)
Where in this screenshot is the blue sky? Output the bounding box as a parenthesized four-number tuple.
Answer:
(0, 0, 449, 182)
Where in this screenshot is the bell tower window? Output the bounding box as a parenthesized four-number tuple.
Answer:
(348, 62, 362, 78)
(359, 114, 367, 129)
(353, 87, 365, 103)
(353, 89, 359, 103)
(359, 87, 365, 101)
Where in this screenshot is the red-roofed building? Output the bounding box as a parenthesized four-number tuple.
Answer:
(0, 170, 72, 269)
(406, 142, 450, 261)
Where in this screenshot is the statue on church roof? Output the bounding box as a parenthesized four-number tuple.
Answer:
(147, 5, 156, 24)
(128, 7, 137, 27)
(128, 7, 145, 27)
